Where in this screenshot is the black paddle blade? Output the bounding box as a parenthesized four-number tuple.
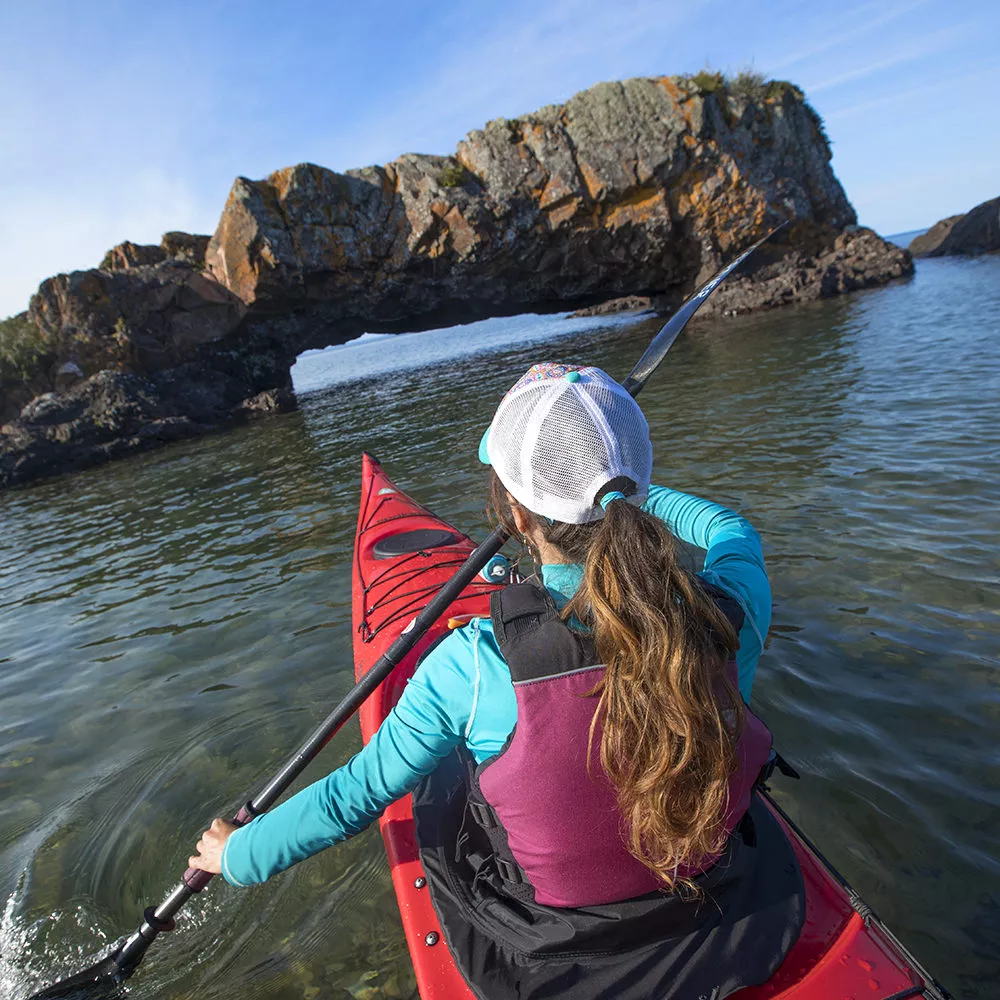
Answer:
(25, 950, 126, 1000)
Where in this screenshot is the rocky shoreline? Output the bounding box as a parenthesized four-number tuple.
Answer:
(1, 74, 913, 491)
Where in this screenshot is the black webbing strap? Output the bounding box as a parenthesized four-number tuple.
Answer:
(756, 749, 801, 788)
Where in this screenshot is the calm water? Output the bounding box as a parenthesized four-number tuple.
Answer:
(2, 257, 999, 999)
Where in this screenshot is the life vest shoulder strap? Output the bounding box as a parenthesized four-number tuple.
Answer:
(489, 581, 596, 682)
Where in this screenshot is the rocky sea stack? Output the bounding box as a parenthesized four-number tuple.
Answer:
(1, 73, 912, 490)
(908, 195, 1000, 257)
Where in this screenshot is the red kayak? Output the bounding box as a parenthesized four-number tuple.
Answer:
(352, 453, 950, 1000)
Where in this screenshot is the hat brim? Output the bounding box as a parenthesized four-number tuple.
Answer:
(478, 426, 491, 465)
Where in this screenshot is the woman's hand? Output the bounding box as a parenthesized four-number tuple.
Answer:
(189, 817, 238, 874)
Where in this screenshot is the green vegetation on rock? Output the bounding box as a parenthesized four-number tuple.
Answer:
(437, 161, 468, 188)
(681, 69, 826, 145)
(0, 312, 50, 382)
(767, 79, 805, 101)
(730, 69, 767, 97)
(684, 68, 806, 102)
(690, 69, 726, 94)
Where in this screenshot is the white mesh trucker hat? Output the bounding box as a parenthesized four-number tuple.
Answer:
(478, 363, 653, 524)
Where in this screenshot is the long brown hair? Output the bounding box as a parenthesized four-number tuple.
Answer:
(488, 471, 745, 893)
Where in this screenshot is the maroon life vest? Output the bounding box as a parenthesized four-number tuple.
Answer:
(470, 580, 774, 908)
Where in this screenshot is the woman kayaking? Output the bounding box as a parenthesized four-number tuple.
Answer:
(191, 363, 805, 999)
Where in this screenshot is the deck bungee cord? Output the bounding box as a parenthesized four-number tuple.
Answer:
(355, 481, 493, 642)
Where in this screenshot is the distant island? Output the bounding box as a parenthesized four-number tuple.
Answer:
(2, 71, 914, 491)
(909, 196, 1000, 258)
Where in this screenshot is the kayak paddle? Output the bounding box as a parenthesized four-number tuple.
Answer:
(25, 220, 785, 1000)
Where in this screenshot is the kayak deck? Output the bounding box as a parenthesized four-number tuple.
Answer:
(351, 453, 950, 1000)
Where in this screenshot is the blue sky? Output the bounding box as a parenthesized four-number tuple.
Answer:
(1, 0, 997, 317)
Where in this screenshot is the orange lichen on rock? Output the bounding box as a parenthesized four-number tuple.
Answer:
(539, 174, 576, 210)
(205, 180, 275, 305)
(268, 166, 298, 204)
(656, 76, 694, 130)
(444, 206, 478, 256)
(577, 160, 606, 202)
(195, 75, 863, 316)
(667, 150, 768, 256)
(544, 197, 582, 229)
(604, 187, 668, 229)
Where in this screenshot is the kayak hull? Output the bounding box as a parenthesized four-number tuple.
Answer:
(351, 453, 949, 1000)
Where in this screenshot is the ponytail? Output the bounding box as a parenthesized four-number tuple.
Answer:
(487, 471, 744, 894)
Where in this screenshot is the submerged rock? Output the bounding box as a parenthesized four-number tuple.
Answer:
(909, 197, 1000, 257)
(569, 296, 654, 318)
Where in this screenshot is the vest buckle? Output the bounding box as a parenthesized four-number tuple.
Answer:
(495, 856, 526, 885)
(468, 799, 498, 829)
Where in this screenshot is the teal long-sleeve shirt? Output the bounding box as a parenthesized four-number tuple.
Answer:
(219, 486, 771, 887)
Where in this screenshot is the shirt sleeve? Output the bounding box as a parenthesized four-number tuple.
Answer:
(642, 485, 771, 700)
(220, 627, 481, 886)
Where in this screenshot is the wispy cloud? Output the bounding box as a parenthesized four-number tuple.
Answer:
(807, 24, 969, 94)
(767, 0, 933, 73)
(826, 64, 1000, 120)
